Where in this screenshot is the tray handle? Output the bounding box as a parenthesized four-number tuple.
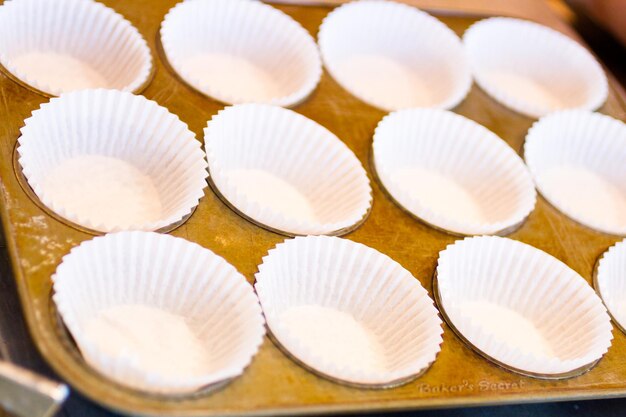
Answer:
(0, 360, 68, 417)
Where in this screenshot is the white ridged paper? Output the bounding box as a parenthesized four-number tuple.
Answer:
(255, 236, 443, 386)
(0, 0, 152, 96)
(524, 110, 626, 235)
(160, 0, 321, 107)
(18, 89, 208, 233)
(53, 231, 265, 394)
(596, 239, 626, 332)
(437, 236, 613, 376)
(204, 104, 372, 236)
(464, 17, 607, 118)
(373, 109, 536, 235)
(318, 0, 471, 112)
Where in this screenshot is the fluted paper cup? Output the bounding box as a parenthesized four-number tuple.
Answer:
(160, 0, 321, 107)
(255, 235, 443, 387)
(18, 89, 208, 233)
(0, 0, 152, 96)
(436, 236, 613, 377)
(318, 0, 471, 112)
(464, 17, 607, 118)
(373, 109, 536, 236)
(596, 239, 626, 333)
(204, 104, 372, 236)
(52, 231, 265, 394)
(524, 110, 626, 235)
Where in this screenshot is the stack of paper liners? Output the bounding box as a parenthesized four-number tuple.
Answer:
(53, 231, 266, 394)
(0, 0, 152, 96)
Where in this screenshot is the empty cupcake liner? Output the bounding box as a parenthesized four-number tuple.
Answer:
(204, 103, 372, 236)
(372, 109, 536, 236)
(52, 231, 265, 394)
(595, 239, 626, 333)
(524, 110, 626, 236)
(463, 17, 608, 118)
(0, 0, 153, 96)
(17, 89, 208, 233)
(255, 235, 443, 387)
(318, 0, 471, 112)
(436, 235, 613, 377)
(160, 0, 321, 107)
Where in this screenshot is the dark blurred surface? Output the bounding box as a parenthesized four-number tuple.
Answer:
(567, 0, 626, 48)
(567, 0, 626, 88)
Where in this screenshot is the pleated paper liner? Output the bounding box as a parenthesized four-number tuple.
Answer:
(372, 109, 536, 236)
(11, 144, 194, 235)
(0, 0, 153, 97)
(160, 0, 321, 107)
(255, 236, 443, 388)
(204, 104, 372, 236)
(463, 17, 607, 118)
(524, 110, 626, 236)
(17, 89, 208, 234)
(594, 239, 626, 335)
(53, 231, 266, 395)
(318, 0, 471, 112)
(49, 297, 234, 401)
(435, 236, 613, 379)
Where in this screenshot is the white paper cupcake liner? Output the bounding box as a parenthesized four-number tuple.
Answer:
(596, 239, 626, 333)
(373, 109, 536, 236)
(160, 0, 321, 107)
(204, 103, 372, 236)
(0, 0, 152, 96)
(17, 89, 208, 233)
(524, 110, 626, 236)
(318, 0, 471, 112)
(52, 231, 265, 394)
(255, 235, 443, 386)
(463, 17, 608, 118)
(436, 236, 613, 376)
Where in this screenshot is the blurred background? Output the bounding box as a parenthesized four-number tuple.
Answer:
(549, 0, 625, 85)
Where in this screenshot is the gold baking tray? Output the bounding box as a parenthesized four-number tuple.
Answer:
(1, 1, 626, 416)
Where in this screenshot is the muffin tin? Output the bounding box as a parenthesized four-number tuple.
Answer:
(1, 0, 626, 416)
